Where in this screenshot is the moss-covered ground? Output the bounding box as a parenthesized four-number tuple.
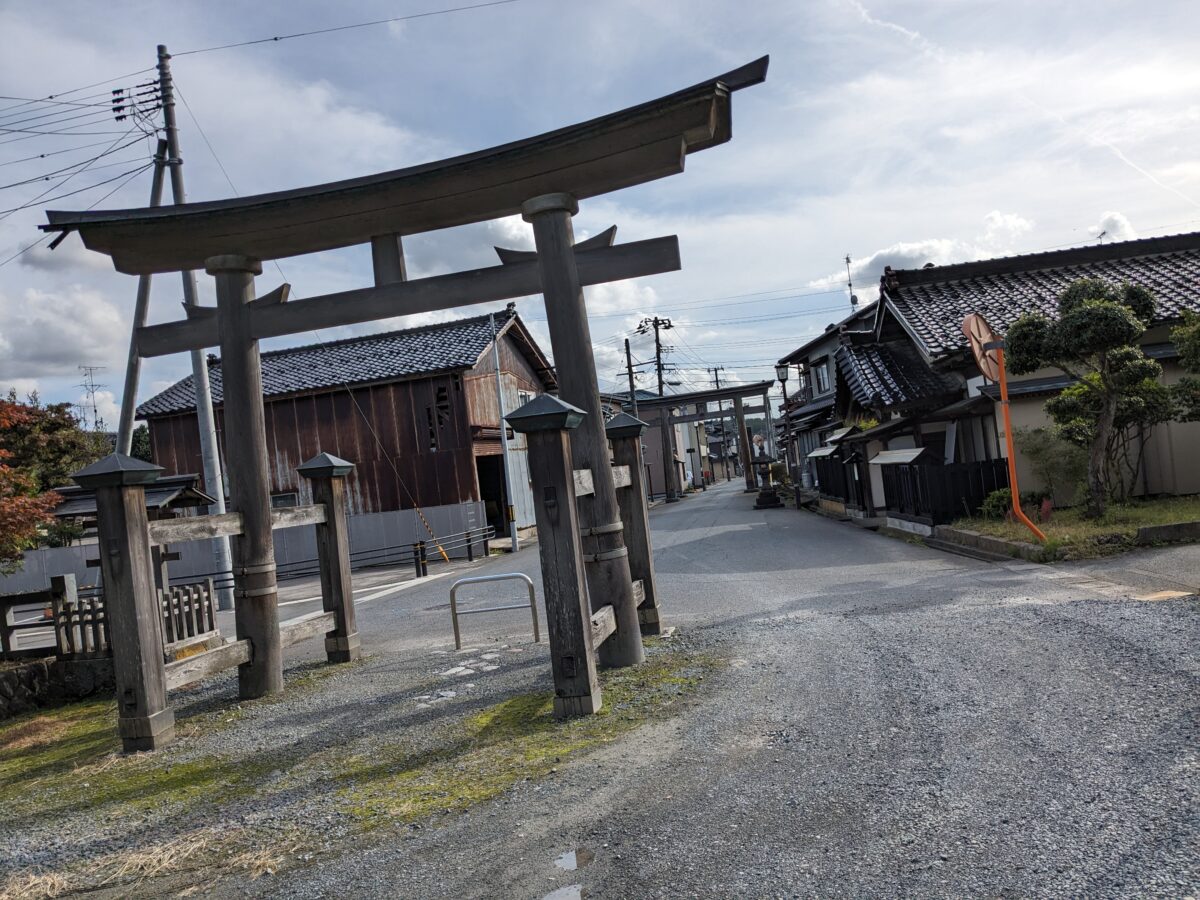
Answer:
(339, 644, 717, 826)
(0, 643, 719, 898)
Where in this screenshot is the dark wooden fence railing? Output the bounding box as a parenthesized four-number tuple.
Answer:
(812, 456, 849, 501)
(880, 458, 1009, 525)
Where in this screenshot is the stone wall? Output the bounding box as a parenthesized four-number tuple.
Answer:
(0, 657, 114, 721)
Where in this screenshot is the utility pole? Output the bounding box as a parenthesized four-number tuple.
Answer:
(116, 138, 169, 455)
(639, 316, 678, 502)
(707, 366, 730, 482)
(157, 44, 234, 610)
(624, 338, 639, 419)
(491, 309, 519, 552)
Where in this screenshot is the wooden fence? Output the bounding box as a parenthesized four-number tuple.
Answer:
(880, 458, 1009, 525)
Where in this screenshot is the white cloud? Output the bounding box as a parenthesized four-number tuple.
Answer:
(1089, 211, 1138, 242)
(982, 211, 1034, 247)
(0, 285, 126, 379)
(1, 378, 40, 398)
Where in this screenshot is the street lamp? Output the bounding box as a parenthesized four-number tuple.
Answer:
(775, 363, 794, 483)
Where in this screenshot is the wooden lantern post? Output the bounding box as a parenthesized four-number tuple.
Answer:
(506, 395, 602, 717)
(521, 193, 644, 669)
(72, 454, 174, 752)
(605, 412, 664, 635)
(298, 452, 362, 663)
(206, 254, 284, 698)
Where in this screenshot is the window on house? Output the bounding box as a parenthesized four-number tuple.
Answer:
(270, 492, 298, 508)
(426, 406, 438, 451)
(435, 386, 451, 427)
(813, 361, 831, 394)
(518, 390, 533, 408)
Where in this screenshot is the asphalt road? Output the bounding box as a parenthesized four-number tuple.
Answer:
(254, 479, 1199, 898)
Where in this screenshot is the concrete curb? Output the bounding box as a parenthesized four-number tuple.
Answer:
(933, 525, 1047, 562)
(1135, 520, 1200, 545)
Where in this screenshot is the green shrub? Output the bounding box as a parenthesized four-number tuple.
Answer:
(981, 488, 1012, 520)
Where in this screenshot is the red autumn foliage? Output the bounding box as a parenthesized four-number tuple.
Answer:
(0, 398, 60, 574)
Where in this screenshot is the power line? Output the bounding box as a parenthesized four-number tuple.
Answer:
(0, 135, 151, 190)
(0, 138, 129, 169)
(0, 161, 149, 269)
(0, 160, 152, 217)
(172, 0, 523, 57)
(0, 67, 157, 116)
(0, 125, 141, 220)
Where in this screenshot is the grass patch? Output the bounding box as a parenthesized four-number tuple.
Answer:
(0, 647, 717, 896)
(955, 496, 1200, 560)
(338, 648, 719, 826)
(0, 658, 363, 821)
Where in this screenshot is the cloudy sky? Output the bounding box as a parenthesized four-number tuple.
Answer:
(2, 0, 1199, 426)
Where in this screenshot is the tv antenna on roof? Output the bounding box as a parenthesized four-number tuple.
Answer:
(845, 254, 859, 307)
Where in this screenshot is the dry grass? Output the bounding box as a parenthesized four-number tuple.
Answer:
(98, 830, 216, 886)
(1, 826, 307, 899)
(0, 872, 68, 900)
(0, 717, 70, 754)
(229, 840, 303, 880)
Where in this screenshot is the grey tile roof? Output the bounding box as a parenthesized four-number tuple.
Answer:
(835, 340, 960, 410)
(138, 313, 505, 417)
(882, 231, 1200, 358)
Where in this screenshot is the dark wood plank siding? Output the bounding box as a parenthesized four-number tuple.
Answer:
(145, 372, 480, 515)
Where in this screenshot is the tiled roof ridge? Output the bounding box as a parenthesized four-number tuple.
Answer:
(137, 310, 523, 418)
(882, 230, 1200, 289)
(251, 310, 505, 362)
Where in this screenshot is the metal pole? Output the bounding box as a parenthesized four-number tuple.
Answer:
(158, 44, 234, 610)
(491, 312, 519, 552)
(116, 138, 168, 455)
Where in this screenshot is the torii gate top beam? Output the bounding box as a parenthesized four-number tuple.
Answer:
(632, 379, 775, 410)
(41, 57, 768, 275)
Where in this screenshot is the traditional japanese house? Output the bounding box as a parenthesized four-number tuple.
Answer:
(137, 309, 555, 537)
(776, 306, 873, 511)
(792, 231, 1200, 531)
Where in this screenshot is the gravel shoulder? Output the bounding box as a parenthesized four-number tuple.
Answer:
(2, 483, 1197, 899)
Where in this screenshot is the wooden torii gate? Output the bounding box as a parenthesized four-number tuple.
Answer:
(633, 380, 775, 493)
(42, 57, 768, 739)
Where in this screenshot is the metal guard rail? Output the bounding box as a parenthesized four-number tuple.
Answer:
(448, 573, 540, 651)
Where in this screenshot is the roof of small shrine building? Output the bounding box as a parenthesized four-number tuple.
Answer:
(137, 311, 551, 417)
(880, 230, 1200, 359)
(835, 339, 960, 411)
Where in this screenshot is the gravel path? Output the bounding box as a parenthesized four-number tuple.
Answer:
(4, 481, 1197, 898)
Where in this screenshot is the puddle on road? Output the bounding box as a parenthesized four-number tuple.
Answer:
(553, 848, 594, 872)
(542, 885, 585, 900)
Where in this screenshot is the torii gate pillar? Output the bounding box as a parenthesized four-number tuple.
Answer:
(522, 193, 644, 669)
(206, 254, 284, 699)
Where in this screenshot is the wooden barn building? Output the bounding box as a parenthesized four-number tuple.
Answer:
(137, 310, 555, 535)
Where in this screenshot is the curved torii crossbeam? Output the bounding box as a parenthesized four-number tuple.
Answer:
(42, 56, 768, 274)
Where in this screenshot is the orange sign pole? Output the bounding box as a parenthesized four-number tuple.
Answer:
(995, 346, 1047, 543)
